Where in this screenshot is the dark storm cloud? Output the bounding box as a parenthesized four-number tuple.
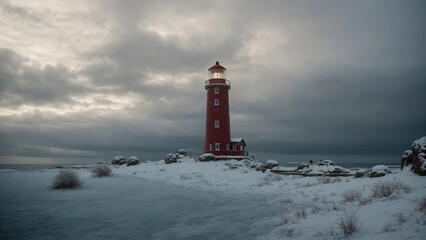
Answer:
(0, 48, 88, 107)
(0, 0, 425, 163)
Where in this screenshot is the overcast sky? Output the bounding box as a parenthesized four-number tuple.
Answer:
(1, 0, 425, 164)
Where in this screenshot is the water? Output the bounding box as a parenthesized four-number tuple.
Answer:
(0, 161, 399, 174)
(0, 164, 92, 171)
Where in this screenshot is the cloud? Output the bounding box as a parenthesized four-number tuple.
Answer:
(0, 0, 425, 163)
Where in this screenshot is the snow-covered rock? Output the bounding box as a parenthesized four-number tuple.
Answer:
(369, 165, 392, 178)
(164, 153, 178, 164)
(197, 153, 216, 162)
(127, 156, 140, 166)
(295, 161, 350, 174)
(112, 156, 127, 165)
(255, 160, 279, 172)
(401, 136, 426, 176)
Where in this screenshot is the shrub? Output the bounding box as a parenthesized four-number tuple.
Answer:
(295, 208, 307, 219)
(317, 177, 341, 184)
(342, 189, 362, 202)
(51, 169, 82, 189)
(416, 197, 426, 215)
(91, 164, 112, 177)
(393, 212, 407, 224)
(258, 173, 283, 186)
(338, 209, 359, 235)
(279, 227, 302, 237)
(372, 180, 411, 198)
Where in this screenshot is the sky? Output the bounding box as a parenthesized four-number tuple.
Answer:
(0, 0, 425, 164)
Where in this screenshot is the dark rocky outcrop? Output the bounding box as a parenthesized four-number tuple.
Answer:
(255, 160, 279, 172)
(197, 153, 216, 162)
(401, 136, 426, 176)
(112, 156, 127, 165)
(164, 153, 178, 164)
(127, 156, 140, 166)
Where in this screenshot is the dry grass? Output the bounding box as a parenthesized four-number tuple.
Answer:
(295, 208, 307, 219)
(417, 197, 426, 215)
(372, 180, 411, 198)
(342, 189, 362, 202)
(338, 209, 359, 235)
(258, 173, 283, 186)
(279, 227, 302, 237)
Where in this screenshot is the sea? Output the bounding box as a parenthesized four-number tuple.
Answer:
(0, 161, 400, 172)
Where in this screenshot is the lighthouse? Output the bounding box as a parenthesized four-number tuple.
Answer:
(204, 61, 247, 158)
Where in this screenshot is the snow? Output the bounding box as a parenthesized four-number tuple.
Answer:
(371, 165, 390, 172)
(266, 159, 279, 165)
(1, 157, 425, 240)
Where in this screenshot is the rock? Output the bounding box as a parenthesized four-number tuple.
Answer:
(296, 163, 310, 171)
(355, 171, 366, 178)
(112, 156, 127, 165)
(164, 153, 177, 164)
(197, 153, 216, 162)
(225, 162, 239, 170)
(401, 150, 413, 170)
(317, 160, 335, 166)
(177, 149, 187, 156)
(127, 156, 140, 166)
(255, 160, 279, 172)
(265, 160, 279, 168)
(401, 136, 426, 176)
(364, 165, 392, 178)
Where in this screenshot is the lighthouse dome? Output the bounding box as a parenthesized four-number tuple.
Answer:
(208, 61, 226, 79)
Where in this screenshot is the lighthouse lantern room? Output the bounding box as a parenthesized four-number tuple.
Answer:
(204, 61, 248, 158)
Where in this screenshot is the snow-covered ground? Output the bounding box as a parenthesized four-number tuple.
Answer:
(1, 157, 425, 240)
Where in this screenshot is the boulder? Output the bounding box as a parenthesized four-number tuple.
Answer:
(112, 156, 127, 165)
(177, 149, 187, 156)
(401, 150, 413, 169)
(197, 153, 216, 162)
(127, 156, 140, 166)
(401, 136, 426, 176)
(255, 160, 279, 172)
(364, 165, 391, 178)
(317, 160, 335, 166)
(164, 153, 178, 164)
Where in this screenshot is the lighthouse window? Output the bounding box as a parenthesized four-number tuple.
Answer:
(214, 99, 219, 106)
(209, 144, 212, 151)
(215, 143, 220, 151)
(214, 87, 219, 94)
(214, 120, 220, 128)
(226, 144, 230, 150)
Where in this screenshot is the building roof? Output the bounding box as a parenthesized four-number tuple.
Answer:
(231, 138, 246, 146)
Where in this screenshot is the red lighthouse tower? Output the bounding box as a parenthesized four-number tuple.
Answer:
(204, 61, 247, 158)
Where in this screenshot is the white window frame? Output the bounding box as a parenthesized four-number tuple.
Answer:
(240, 145, 243, 151)
(214, 120, 220, 128)
(215, 143, 220, 151)
(214, 99, 219, 106)
(226, 144, 230, 151)
(214, 87, 219, 94)
(209, 144, 212, 151)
